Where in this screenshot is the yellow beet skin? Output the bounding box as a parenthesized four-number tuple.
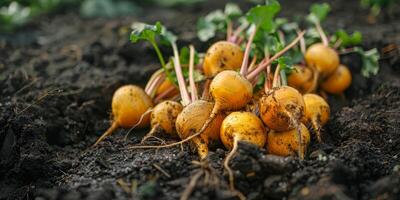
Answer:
(203, 41, 244, 77)
(305, 43, 339, 77)
(302, 94, 330, 142)
(267, 123, 310, 158)
(220, 111, 266, 191)
(210, 70, 253, 112)
(320, 64, 352, 94)
(93, 85, 153, 146)
(175, 100, 225, 159)
(259, 86, 305, 132)
(112, 85, 153, 128)
(150, 100, 183, 136)
(287, 65, 318, 94)
(220, 112, 266, 150)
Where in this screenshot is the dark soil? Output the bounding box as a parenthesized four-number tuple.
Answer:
(1, 0, 399, 199)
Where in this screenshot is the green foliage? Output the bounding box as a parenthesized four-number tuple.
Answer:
(353, 47, 380, 77)
(360, 0, 397, 16)
(196, 3, 243, 41)
(130, 22, 162, 43)
(248, 1, 282, 62)
(0, 2, 30, 31)
(333, 29, 363, 47)
(306, 3, 331, 24)
(179, 46, 199, 65)
(224, 3, 242, 19)
(80, 0, 139, 18)
(148, 0, 205, 7)
(130, 21, 180, 84)
(246, 0, 281, 31)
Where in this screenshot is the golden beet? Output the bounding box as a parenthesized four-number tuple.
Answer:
(305, 43, 339, 77)
(267, 123, 310, 158)
(175, 100, 225, 159)
(220, 111, 266, 191)
(93, 85, 153, 146)
(203, 41, 244, 77)
(287, 65, 318, 94)
(259, 86, 305, 132)
(320, 64, 352, 94)
(302, 94, 330, 142)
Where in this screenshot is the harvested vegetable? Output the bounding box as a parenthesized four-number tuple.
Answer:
(320, 64, 352, 94)
(267, 123, 310, 158)
(141, 100, 183, 143)
(220, 111, 266, 190)
(175, 100, 225, 159)
(302, 94, 330, 142)
(305, 43, 339, 77)
(259, 86, 305, 132)
(93, 85, 153, 146)
(287, 65, 318, 94)
(203, 41, 244, 77)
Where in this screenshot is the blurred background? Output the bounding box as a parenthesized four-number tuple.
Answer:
(0, 0, 399, 32)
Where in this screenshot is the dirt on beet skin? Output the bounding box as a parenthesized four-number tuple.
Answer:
(0, 0, 399, 199)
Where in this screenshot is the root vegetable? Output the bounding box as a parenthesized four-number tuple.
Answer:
(305, 43, 339, 77)
(220, 111, 266, 190)
(302, 94, 330, 142)
(93, 85, 153, 146)
(320, 64, 352, 94)
(267, 123, 310, 158)
(175, 100, 225, 159)
(259, 86, 305, 132)
(287, 65, 318, 94)
(188, 70, 253, 149)
(141, 100, 183, 143)
(203, 41, 244, 77)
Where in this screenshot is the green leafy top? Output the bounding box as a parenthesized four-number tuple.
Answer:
(353, 47, 380, 78)
(224, 3, 242, 19)
(130, 22, 162, 43)
(197, 3, 243, 41)
(333, 29, 363, 47)
(306, 3, 331, 24)
(130, 21, 178, 83)
(246, 0, 281, 32)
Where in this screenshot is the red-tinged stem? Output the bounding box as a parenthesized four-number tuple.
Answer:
(235, 36, 244, 45)
(333, 39, 342, 50)
(145, 69, 163, 94)
(297, 29, 306, 55)
(272, 64, 281, 88)
(246, 31, 305, 80)
(315, 22, 329, 46)
(240, 26, 258, 76)
(189, 45, 198, 102)
(171, 43, 191, 106)
(228, 23, 248, 43)
(147, 73, 165, 98)
(227, 21, 233, 41)
(154, 86, 176, 103)
(264, 57, 272, 92)
(247, 55, 258, 73)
